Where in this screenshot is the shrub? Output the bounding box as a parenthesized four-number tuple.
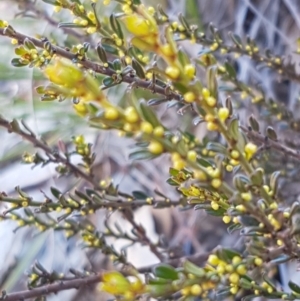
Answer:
(0, 1, 300, 300)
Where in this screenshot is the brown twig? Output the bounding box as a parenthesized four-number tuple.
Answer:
(122, 209, 165, 262)
(0, 116, 100, 188)
(0, 28, 182, 102)
(0, 273, 102, 301)
(240, 125, 300, 161)
(2, 27, 298, 166)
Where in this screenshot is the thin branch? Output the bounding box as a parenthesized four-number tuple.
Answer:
(122, 209, 165, 262)
(137, 251, 209, 273)
(241, 125, 300, 161)
(0, 273, 102, 301)
(0, 28, 182, 102)
(0, 195, 183, 211)
(0, 116, 100, 188)
(15, 0, 86, 40)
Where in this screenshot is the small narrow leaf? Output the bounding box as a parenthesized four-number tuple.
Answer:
(153, 264, 179, 280)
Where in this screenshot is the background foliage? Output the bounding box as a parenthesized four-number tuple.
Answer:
(1, 1, 300, 301)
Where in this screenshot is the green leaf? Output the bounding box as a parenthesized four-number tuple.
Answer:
(219, 248, 241, 261)
(101, 43, 119, 56)
(227, 118, 240, 140)
(229, 32, 243, 48)
(140, 102, 160, 127)
(129, 150, 155, 161)
(266, 126, 277, 140)
(113, 59, 122, 72)
(35, 86, 46, 94)
(205, 208, 226, 216)
(24, 38, 36, 50)
(248, 115, 260, 132)
(96, 44, 108, 64)
(153, 264, 179, 280)
(194, 203, 212, 209)
(109, 14, 123, 40)
(288, 281, 300, 294)
(58, 22, 87, 28)
(216, 287, 231, 299)
(262, 274, 276, 290)
(41, 0, 60, 4)
(269, 170, 281, 196)
(196, 158, 213, 168)
(169, 168, 179, 176)
(132, 191, 148, 200)
(147, 283, 174, 298)
(132, 58, 145, 79)
(224, 62, 236, 78)
(206, 67, 218, 98)
(183, 260, 205, 277)
(270, 255, 291, 265)
(178, 49, 191, 67)
(148, 278, 171, 285)
(103, 76, 115, 87)
(50, 187, 61, 199)
(11, 58, 28, 67)
(178, 13, 191, 32)
(147, 98, 166, 106)
(227, 223, 242, 234)
(206, 142, 228, 155)
(15, 46, 27, 56)
(166, 178, 180, 186)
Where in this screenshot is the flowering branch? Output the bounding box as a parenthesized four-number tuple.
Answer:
(241, 125, 300, 161)
(0, 28, 182, 102)
(0, 115, 100, 188)
(0, 273, 102, 301)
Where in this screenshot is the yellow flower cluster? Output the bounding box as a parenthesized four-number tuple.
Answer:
(100, 272, 145, 300)
(207, 254, 249, 295)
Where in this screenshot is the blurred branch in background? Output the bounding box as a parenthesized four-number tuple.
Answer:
(1, 1, 300, 301)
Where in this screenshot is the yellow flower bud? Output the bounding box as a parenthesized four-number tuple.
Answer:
(207, 122, 218, 131)
(161, 44, 175, 57)
(148, 141, 164, 155)
(229, 273, 240, 284)
(190, 284, 202, 296)
(87, 27, 97, 34)
(173, 159, 185, 170)
(211, 201, 219, 210)
(230, 150, 239, 159)
(254, 257, 263, 266)
(236, 264, 247, 275)
(244, 142, 257, 160)
(153, 126, 164, 137)
(181, 287, 190, 296)
(208, 254, 219, 265)
(140, 121, 153, 134)
(187, 150, 197, 161)
(11, 38, 18, 45)
(165, 66, 180, 80)
(218, 107, 230, 122)
(230, 286, 238, 295)
(184, 91, 196, 103)
(211, 179, 222, 188)
(104, 107, 119, 120)
(184, 64, 196, 79)
(223, 215, 231, 224)
(122, 14, 157, 38)
(202, 88, 210, 99)
(124, 106, 139, 123)
(205, 96, 217, 107)
(241, 192, 252, 202)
